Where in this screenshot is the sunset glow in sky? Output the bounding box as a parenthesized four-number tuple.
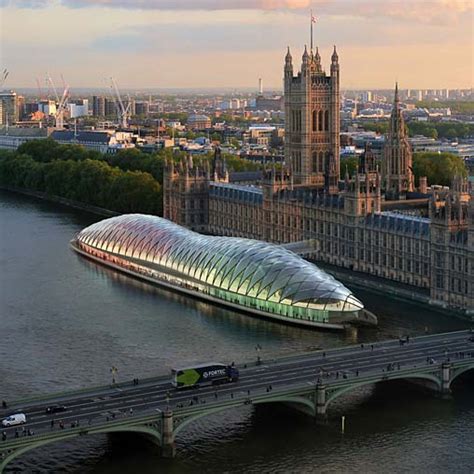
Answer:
(1, 0, 473, 89)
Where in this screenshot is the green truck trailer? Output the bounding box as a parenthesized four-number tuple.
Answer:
(171, 363, 239, 389)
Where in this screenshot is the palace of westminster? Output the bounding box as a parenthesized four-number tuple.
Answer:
(164, 44, 473, 315)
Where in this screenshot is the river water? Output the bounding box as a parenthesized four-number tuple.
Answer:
(0, 190, 473, 473)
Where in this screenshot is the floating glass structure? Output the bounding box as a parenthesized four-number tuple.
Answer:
(72, 214, 368, 329)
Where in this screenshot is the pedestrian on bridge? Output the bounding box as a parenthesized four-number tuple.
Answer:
(129, 408, 133, 416)
(1, 400, 7, 409)
(51, 419, 55, 429)
(2, 431, 6, 441)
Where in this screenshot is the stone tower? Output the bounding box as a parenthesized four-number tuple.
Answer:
(163, 154, 210, 233)
(429, 176, 471, 308)
(284, 45, 340, 193)
(383, 83, 415, 199)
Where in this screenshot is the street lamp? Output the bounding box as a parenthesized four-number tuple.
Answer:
(110, 366, 118, 385)
(255, 344, 262, 365)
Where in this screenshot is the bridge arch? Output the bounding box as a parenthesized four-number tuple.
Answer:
(449, 364, 474, 389)
(0, 425, 161, 473)
(174, 396, 315, 437)
(325, 373, 443, 409)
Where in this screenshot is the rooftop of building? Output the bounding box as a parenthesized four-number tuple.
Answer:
(50, 130, 111, 143)
(0, 126, 48, 138)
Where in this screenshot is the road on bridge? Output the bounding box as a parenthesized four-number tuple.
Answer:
(1, 330, 473, 443)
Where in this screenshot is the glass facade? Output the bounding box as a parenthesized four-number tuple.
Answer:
(75, 214, 364, 326)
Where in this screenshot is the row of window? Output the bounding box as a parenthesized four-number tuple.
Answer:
(289, 109, 331, 133)
(312, 110, 330, 132)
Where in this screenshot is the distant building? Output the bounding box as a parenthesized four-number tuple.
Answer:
(68, 99, 89, 118)
(92, 96, 116, 118)
(50, 130, 135, 154)
(188, 114, 211, 130)
(361, 91, 372, 102)
(255, 95, 284, 111)
(92, 96, 105, 117)
(0, 90, 19, 125)
(0, 126, 49, 150)
(134, 101, 149, 116)
(38, 100, 56, 116)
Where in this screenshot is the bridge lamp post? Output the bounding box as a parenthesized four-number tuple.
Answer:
(255, 344, 262, 365)
(110, 366, 118, 385)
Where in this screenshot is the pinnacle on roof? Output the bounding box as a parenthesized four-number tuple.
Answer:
(315, 46, 321, 62)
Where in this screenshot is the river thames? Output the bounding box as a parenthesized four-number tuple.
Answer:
(1, 189, 473, 473)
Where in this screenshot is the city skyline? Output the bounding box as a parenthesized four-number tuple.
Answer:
(1, 0, 473, 90)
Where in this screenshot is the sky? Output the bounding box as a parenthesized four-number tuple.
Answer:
(0, 0, 473, 90)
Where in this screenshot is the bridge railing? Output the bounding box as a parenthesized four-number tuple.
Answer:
(4, 330, 471, 412)
(0, 408, 164, 452)
(5, 373, 172, 409)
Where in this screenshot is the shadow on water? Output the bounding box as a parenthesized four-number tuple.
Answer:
(75, 254, 356, 352)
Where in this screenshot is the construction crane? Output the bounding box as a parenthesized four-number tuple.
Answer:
(46, 73, 70, 129)
(0, 69, 9, 88)
(110, 77, 130, 129)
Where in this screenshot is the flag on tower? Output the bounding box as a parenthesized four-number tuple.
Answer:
(312, 14, 317, 23)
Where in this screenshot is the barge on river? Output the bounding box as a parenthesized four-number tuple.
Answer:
(71, 214, 375, 330)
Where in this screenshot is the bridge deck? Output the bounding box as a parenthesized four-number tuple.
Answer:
(1, 330, 474, 466)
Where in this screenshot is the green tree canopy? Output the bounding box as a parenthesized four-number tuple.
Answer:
(340, 156, 359, 177)
(412, 152, 467, 187)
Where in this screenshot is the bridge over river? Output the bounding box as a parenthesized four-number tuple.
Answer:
(1, 330, 473, 471)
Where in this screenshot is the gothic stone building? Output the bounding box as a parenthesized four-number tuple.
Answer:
(164, 47, 473, 315)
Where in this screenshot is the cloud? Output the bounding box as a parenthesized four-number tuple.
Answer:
(52, 0, 313, 10)
(1, 0, 49, 6)
(5, 0, 472, 26)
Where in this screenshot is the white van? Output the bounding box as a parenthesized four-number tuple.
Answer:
(1, 413, 26, 427)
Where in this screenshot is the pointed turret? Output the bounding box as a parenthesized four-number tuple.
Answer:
(302, 45, 310, 68)
(315, 46, 321, 63)
(331, 45, 339, 64)
(285, 46, 292, 65)
(313, 46, 323, 73)
(284, 46, 293, 90)
(384, 83, 414, 198)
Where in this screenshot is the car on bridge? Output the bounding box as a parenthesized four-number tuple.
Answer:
(45, 404, 67, 414)
(1, 413, 26, 427)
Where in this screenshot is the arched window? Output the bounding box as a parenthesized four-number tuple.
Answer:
(325, 110, 329, 131)
(318, 110, 323, 131)
(318, 152, 324, 173)
(312, 110, 317, 132)
(312, 152, 318, 172)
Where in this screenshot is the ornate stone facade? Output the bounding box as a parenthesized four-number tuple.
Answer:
(163, 47, 473, 314)
(284, 46, 339, 192)
(383, 83, 415, 199)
